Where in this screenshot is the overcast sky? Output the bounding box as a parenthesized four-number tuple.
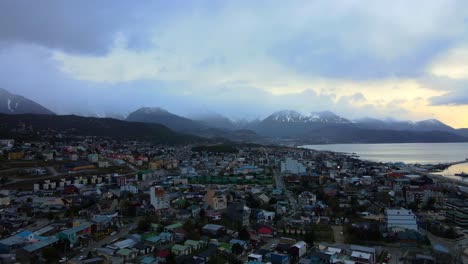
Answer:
(1, 0, 468, 127)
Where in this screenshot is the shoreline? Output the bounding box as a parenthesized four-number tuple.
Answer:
(301, 146, 468, 186)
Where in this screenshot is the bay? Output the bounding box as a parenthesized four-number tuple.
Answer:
(302, 143, 468, 181)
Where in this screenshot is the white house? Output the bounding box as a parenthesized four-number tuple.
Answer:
(385, 208, 418, 231)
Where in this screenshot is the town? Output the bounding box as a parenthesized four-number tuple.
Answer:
(0, 136, 467, 264)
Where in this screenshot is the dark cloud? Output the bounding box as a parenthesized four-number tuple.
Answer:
(269, 36, 453, 80)
(0, 1, 171, 54)
(430, 88, 468, 105)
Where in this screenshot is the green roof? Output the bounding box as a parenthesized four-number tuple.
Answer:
(165, 222, 183, 230)
(184, 240, 202, 246)
(117, 248, 134, 256)
(172, 244, 190, 251)
(218, 242, 232, 252)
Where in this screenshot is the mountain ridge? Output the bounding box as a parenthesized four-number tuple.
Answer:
(0, 88, 55, 115)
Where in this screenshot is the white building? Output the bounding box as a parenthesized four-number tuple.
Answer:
(385, 208, 418, 231)
(88, 154, 99, 163)
(150, 186, 170, 210)
(280, 158, 306, 175)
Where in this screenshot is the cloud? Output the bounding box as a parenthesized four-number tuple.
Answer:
(1, 1, 468, 127)
(0, 1, 175, 54)
(429, 88, 468, 105)
(428, 44, 468, 79)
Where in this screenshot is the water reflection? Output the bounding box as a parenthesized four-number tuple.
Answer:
(435, 162, 468, 182)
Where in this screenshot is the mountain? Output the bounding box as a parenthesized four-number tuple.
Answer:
(354, 117, 455, 132)
(254, 110, 351, 137)
(0, 88, 55, 115)
(126, 107, 206, 132)
(104, 112, 127, 120)
(192, 112, 236, 129)
(300, 126, 468, 144)
(0, 114, 200, 144)
(309, 111, 351, 123)
(126, 107, 263, 142)
(456, 128, 468, 137)
(252, 109, 467, 143)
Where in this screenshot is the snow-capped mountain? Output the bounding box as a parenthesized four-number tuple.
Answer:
(264, 110, 351, 123)
(309, 111, 351, 123)
(0, 88, 54, 115)
(253, 109, 464, 142)
(266, 110, 310, 123)
(254, 110, 352, 137)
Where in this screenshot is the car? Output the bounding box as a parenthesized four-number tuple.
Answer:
(59, 257, 68, 263)
(110, 231, 117, 236)
(269, 243, 276, 250)
(80, 248, 86, 252)
(78, 255, 85, 260)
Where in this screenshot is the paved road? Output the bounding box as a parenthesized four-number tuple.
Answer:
(262, 149, 298, 212)
(67, 219, 139, 263)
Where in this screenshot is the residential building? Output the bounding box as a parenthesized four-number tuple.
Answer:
(227, 202, 250, 227)
(385, 208, 418, 231)
(204, 189, 227, 210)
(150, 186, 170, 211)
(281, 158, 306, 175)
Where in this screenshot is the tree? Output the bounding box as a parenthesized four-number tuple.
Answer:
(376, 191, 392, 206)
(137, 218, 151, 232)
(303, 229, 316, 244)
(238, 228, 251, 241)
(184, 220, 201, 240)
(41, 246, 59, 263)
(232, 243, 243, 255)
(199, 208, 206, 218)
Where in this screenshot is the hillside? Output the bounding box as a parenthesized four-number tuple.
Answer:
(0, 114, 201, 144)
(0, 88, 55, 115)
(126, 107, 206, 132)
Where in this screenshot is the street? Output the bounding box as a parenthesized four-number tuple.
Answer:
(67, 219, 139, 263)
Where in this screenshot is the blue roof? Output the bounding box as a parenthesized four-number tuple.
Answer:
(229, 239, 246, 246)
(16, 231, 32, 238)
(140, 256, 156, 264)
(22, 236, 58, 252)
(60, 222, 91, 236)
(433, 244, 449, 254)
(159, 232, 173, 238)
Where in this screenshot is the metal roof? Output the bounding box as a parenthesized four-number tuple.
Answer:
(22, 236, 58, 252)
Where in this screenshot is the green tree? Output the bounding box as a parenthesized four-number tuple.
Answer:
(238, 227, 251, 241)
(41, 246, 59, 263)
(303, 229, 316, 244)
(232, 243, 243, 255)
(137, 218, 151, 232)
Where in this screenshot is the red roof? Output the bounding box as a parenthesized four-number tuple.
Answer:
(156, 250, 170, 258)
(257, 226, 272, 235)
